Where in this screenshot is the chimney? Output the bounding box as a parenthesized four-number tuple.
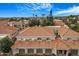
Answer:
(55, 35, 61, 40)
(54, 29, 61, 40)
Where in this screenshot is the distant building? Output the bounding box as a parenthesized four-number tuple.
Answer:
(0, 20, 9, 26)
(53, 19, 65, 26)
(8, 20, 29, 29)
(0, 26, 18, 39)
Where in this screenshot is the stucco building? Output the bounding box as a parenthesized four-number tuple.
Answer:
(11, 26, 79, 56)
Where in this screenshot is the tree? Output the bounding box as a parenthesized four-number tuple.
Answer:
(0, 37, 13, 53)
(29, 19, 40, 26)
(47, 16, 53, 25)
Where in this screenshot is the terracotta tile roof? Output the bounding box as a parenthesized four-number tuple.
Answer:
(58, 27, 79, 36)
(0, 20, 9, 26)
(17, 26, 54, 37)
(11, 39, 79, 49)
(58, 26, 69, 36)
(0, 26, 17, 34)
(66, 40, 79, 49)
(52, 39, 71, 49)
(17, 26, 79, 38)
(53, 20, 65, 26)
(48, 26, 79, 37)
(63, 29, 79, 36)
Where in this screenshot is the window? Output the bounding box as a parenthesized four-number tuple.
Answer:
(57, 50, 67, 56)
(57, 50, 62, 54)
(46, 38, 50, 40)
(37, 38, 41, 40)
(70, 49, 78, 56)
(28, 49, 34, 54)
(19, 49, 25, 54)
(45, 49, 52, 53)
(67, 38, 71, 40)
(78, 38, 79, 40)
(36, 49, 43, 53)
(64, 50, 67, 54)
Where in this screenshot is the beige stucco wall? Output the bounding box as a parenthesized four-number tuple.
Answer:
(12, 47, 56, 55)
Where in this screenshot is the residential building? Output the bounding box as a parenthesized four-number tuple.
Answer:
(8, 20, 29, 29)
(11, 37, 79, 56)
(11, 26, 79, 56)
(0, 26, 18, 39)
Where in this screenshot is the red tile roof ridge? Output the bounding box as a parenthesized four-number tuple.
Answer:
(19, 27, 31, 34)
(62, 28, 70, 36)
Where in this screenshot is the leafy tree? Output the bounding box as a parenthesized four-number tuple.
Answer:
(29, 19, 40, 26)
(72, 24, 79, 32)
(29, 16, 53, 26)
(0, 37, 13, 53)
(47, 16, 53, 25)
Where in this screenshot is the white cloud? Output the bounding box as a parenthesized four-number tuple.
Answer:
(54, 6, 79, 16)
(16, 4, 34, 14)
(16, 3, 52, 15)
(33, 3, 52, 11)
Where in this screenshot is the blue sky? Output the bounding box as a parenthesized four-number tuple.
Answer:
(0, 3, 79, 17)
